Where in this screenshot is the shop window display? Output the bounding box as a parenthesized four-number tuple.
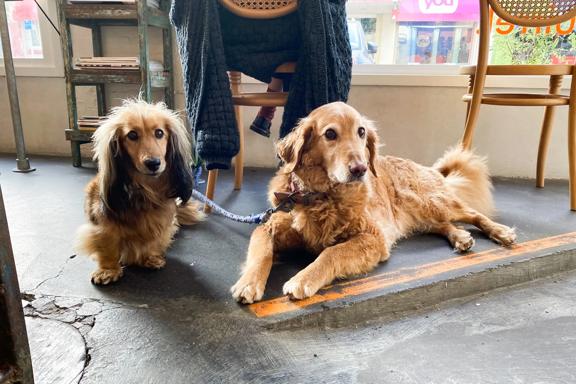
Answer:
(347, 0, 576, 66)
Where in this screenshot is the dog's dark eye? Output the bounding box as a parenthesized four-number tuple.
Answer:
(127, 131, 138, 141)
(358, 127, 366, 138)
(324, 128, 337, 141)
(154, 129, 164, 139)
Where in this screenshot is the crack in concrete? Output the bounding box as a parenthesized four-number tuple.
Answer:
(21, 293, 118, 384)
(27, 254, 76, 293)
(24, 310, 90, 384)
(73, 328, 92, 384)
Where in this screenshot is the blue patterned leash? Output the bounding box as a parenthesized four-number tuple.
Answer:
(190, 166, 293, 225)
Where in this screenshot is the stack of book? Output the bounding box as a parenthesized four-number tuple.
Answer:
(67, 0, 160, 8)
(75, 57, 139, 70)
(78, 116, 107, 130)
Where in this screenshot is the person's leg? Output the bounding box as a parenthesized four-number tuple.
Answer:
(250, 76, 283, 137)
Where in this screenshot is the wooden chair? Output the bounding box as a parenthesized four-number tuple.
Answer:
(461, 0, 576, 210)
(204, 0, 297, 213)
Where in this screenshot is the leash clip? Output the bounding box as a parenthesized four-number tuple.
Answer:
(274, 192, 299, 212)
(259, 192, 298, 224)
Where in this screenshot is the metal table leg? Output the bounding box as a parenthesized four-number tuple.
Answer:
(0, 0, 36, 173)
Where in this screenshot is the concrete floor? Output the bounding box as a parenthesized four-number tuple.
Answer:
(2, 155, 576, 383)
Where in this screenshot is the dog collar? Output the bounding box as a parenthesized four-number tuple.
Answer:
(257, 175, 327, 223)
(273, 191, 328, 208)
(273, 174, 328, 212)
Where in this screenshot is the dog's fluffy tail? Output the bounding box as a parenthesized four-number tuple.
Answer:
(433, 146, 494, 218)
(176, 200, 205, 226)
(75, 223, 99, 258)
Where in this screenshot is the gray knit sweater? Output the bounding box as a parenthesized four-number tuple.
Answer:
(171, 0, 351, 170)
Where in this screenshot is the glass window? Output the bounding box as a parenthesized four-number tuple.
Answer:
(0, 0, 44, 60)
(490, 13, 576, 65)
(347, 0, 479, 66)
(347, 0, 576, 68)
(394, 22, 476, 64)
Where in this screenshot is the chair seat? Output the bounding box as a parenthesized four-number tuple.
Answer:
(462, 93, 570, 106)
(219, 0, 297, 19)
(275, 62, 296, 73)
(232, 92, 288, 107)
(460, 65, 574, 76)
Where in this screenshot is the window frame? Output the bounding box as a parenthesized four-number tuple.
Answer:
(351, 72, 572, 89)
(0, 0, 63, 77)
(241, 67, 571, 90)
(350, 64, 572, 89)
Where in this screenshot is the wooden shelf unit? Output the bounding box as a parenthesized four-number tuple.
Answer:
(57, 0, 175, 167)
(70, 67, 143, 84)
(63, 3, 170, 28)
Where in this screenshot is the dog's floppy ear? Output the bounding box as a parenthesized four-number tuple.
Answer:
(364, 119, 379, 177)
(165, 109, 193, 203)
(277, 117, 314, 173)
(93, 116, 129, 216)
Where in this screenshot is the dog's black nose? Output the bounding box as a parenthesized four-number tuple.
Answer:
(144, 158, 161, 172)
(349, 163, 367, 178)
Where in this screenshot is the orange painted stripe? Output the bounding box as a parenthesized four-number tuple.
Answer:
(249, 231, 576, 318)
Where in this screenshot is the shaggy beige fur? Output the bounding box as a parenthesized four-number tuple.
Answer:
(231, 102, 516, 303)
(76, 99, 203, 285)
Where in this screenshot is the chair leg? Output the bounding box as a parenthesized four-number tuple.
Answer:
(229, 71, 244, 191)
(537, 108, 555, 187)
(204, 169, 218, 214)
(234, 103, 244, 191)
(461, 90, 483, 150)
(464, 74, 474, 123)
(462, 67, 485, 151)
(536, 75, 563, 188)
(461, 0, 489, 150)
(569, 114, 576, 211)
(569, 72, 576, 211)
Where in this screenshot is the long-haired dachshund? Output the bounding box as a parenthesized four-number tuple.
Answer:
(77, 99, 203, 285)
(231, 102, 516, 303)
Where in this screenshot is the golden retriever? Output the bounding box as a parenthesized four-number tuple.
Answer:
(231, 102, 516, 303)
(77, 99, 203, 285)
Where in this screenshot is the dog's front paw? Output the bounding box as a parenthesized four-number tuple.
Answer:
(141, 255, 166, 270)
(231, 274, 266, 304)
(91, 268, 123, 285)
(283, 274, 324, 300)
(489, 224, 517, 247)
(451, 229, 475, 253)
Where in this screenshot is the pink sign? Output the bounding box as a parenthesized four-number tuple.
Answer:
(397, 0, 479, 22)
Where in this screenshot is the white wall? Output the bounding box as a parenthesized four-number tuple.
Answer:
(238, 82, 570, 180)
(0, 27, 570, 179)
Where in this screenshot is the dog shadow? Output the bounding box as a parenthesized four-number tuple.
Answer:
(92, 257, 221, 303)
(261, 251, 317, 299)
(89, 224, 498, 306)
(260, 229, 504, 300)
